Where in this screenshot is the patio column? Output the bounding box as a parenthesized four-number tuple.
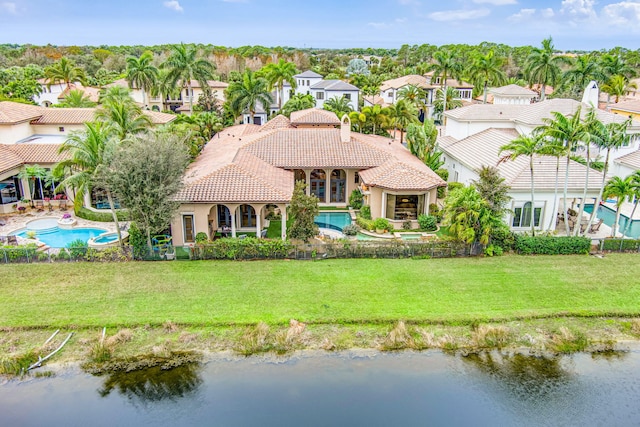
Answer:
(230, 210, 237, 238)
(325, 169, 330, 203)
(255, 206, 261, 237)
(305, 169, 311, 196)
(279, 204, 287, 241)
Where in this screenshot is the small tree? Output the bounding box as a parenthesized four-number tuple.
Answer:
(288, 181, 319, 242)
(443, 185, 495, 244)
(104, 132, 190, 248)
(472, 166, 512, 219)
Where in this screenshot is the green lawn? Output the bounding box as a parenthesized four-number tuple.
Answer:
(2, 254, 639, 328)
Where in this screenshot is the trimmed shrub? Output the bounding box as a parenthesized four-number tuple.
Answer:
(490, 226, 516, 252)
(448, 182, 464, 193)
(190, 237, 294, 260)
(349, 189, 363, 209)
(514, 235, 591, 255)
(127, 222, 148, 260)
(373, 217, 391, 232)
(360, 205, 371, 220)
(195, 232, 209, 244)
(67, 239, 88, 259)
(76, 207, 130, 222)
(601, 239, 640, 252)
(417, 214, 437, 231)
(429, 203, 442, 222)
(355, 216, 374, 231)
(342, 223, 359, 236)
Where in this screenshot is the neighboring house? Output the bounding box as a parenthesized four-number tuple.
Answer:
(609, 99, 640, 121)
(439, 128, 603, 232)
(0, 101, 176, 213)
(611, 150, 640, 178)
(171, 108, 445, 244)
(489, 84, 537, 105)
(281, 71, 360, 112)
(106, 78, 228, 112)
(34, 79, 100, 107)
(364, 73, 474, 119)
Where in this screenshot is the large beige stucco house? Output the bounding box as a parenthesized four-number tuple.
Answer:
(171, 108, 445, 244)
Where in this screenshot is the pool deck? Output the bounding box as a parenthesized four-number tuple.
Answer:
(0, 210, 121, 245)
(602, 201, 640, 220)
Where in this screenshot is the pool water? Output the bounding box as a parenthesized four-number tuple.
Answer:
(583, 204, 640, 239)
(14, 227, 108, 248)
(92, 233, 119, 244)
(314, 212, 352, 232)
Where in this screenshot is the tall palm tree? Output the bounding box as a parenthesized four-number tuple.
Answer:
(388, 99, 419, 144)
(536, 133, 567, 231)
(433, 87, 463, 118)
(539, 107, 589, 234)
(54, 122, 122, 244)
(323, 96, 353, 119)
(226, 70, 274, 124)
(161, 43, 216, 114)
(397, 84, 426, 111)
(499, 135, 544, 235)
(57, 89, 96, 108)
(361, 104, 389, 135)
(467, 50, 507, 104)
(572, 108, 600, 235)
(621, 171, 640, 238)
(18, 164, 48, 203)
(584, 119, 632, 232)
(262, 59, 297, 110)
(600, 54, 636, 81)
(561, 54, 605, 98)
(151, 68, 181, 111)
(97, 87, 151, 140)
(44, 57, 87, 90)
(126, 51, 159, 109)
(604, 175, 635, 237)
(525, 37, 571, 101)
(601, 75, 638, 104)
(427, 50, 463, 113)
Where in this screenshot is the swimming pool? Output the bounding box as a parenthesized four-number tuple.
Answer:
(583, 204, 640, 239)
(314, 212, 352, 232)
(12, 226, 108, 248)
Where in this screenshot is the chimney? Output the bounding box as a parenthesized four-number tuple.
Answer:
(340, 114, 351, 143)
(582, 80, 599, 107)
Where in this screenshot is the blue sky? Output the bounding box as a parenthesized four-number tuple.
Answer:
(0, 0, 638, 50)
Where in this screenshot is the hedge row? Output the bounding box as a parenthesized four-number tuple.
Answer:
(601, 239, 640, 252)
(514, 235, 591, 255)
(189, 237, 294, 260)
(76, 207, 130, 222)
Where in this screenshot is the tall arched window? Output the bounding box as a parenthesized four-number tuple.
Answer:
(310, 169, 326, 202)
(238, 204, 256, 228)
(218, 205, 231, 227)
(330, 169, 346, 203)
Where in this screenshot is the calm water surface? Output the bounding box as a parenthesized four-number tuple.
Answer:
(2, 350, 640, 426)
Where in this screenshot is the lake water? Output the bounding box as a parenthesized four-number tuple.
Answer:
(2, 350, 640, 426)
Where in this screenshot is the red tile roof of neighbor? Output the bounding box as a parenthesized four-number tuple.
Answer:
(177, 110, 445, 204)
(0, 144, 67, 175)
(290, 108, 341, 126)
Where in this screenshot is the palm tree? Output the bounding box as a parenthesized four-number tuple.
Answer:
(433, 87, 463, 119)
(361, 104, 389, 135)
(601, 75, 638, 104)
(263, 59, 297, 110)
(57, 89, 96, 107)
(443, 185, 493, 244)
(572, 108, 599, 235)
(18, 164, 48, 204)
(97, 87, 151, 140)
(561, 54, 605, 98)
(161, 43, 216, 114)
(603, 175, 635, 237)
(537, 134, 566, 231)
(584, 119, 632, 232)
(467, 50, 507, 104)
(281, 94, 316, 117)
(45, 57, 87, 90)
(600, 54, 636, 81)
(349, 110, 366, 133)
(323, 96, 353, 119)
(524, 37, 571, 101)
(126, 51, 159, 109)
(621, 171, 640, 238)
(539, 107, 588, 234)
(499, 135, 544, 235)
(151, 68, 181, 111)
(427, 50, 463, 113)
(388, 99, 419, 144)
(226, 70, 273, 124)
(55, 122, 122, 244)
(397, 84, 426, 111)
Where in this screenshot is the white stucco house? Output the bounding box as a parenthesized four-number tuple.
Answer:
(33, 79, 101, 107)
(281, 70, 360, 112)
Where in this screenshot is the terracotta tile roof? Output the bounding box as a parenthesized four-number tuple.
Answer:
(30, 108, 96, 124)
(260, 114, 291, 131)
(143, 110, 177, 124)
(363, 95, 390, 107)
(58, 84, 101, 102)
(439, 128, 603, 191)
(0, 143, 67, 175)
(614, 150, 640, 170)
(0, 101, 44, 124)
(242, 128, 389, 168)
(290, 108, 340, 126)
(424, 72, 474, 89)
(380, 75, 429, 91)
(176, 153, 293, 203)
(359, 160, 445, 190)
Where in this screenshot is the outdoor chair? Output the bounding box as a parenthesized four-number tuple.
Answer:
(7, 235, 18, 246)
(260, 229, 268, 238)
(238, 234, 247, 240)
(589, 219, 604, 234)
(59, 200, 68, 211)
(34, 200, 44, 212)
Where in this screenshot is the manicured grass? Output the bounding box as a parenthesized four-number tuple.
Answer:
(2, 254, 640, 328)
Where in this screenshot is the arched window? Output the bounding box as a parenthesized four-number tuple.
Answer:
(310, 169, 326, 202)
(238, 204, 256, 228)
(218, 205, 231, 227)
(330, 169, 346, 203)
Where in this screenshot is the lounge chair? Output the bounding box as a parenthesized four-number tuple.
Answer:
(34, 200, 44, 212)
(589, 219, 604, 234)
(6, 235, 18, 246)
(238, 234, 247, 240)
(260, 229, 268, 238)
(59, 200, 68, 211)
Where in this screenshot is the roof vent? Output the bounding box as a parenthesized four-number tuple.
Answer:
(340, 114, 351, 143)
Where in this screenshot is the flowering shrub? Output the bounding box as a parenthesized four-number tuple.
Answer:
(62, 213, 72, 220)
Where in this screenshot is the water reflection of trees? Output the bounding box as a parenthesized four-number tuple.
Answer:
(98, 363, 203, 405)
(461, 352, 571, 401)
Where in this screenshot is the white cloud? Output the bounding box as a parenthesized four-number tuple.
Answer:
(601, 1, 640, 26)
(1, 2, 17, 14)
(560, 0, 596, 20)
(395, 17, 408, 23)
(508, 8, 535, 21)
(163, 0, 183, 12)
(398, 0, 420, 5)
(541, 8, 555, 18)
(472, 0, 516, 5)
(428, 8, 490, 21)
